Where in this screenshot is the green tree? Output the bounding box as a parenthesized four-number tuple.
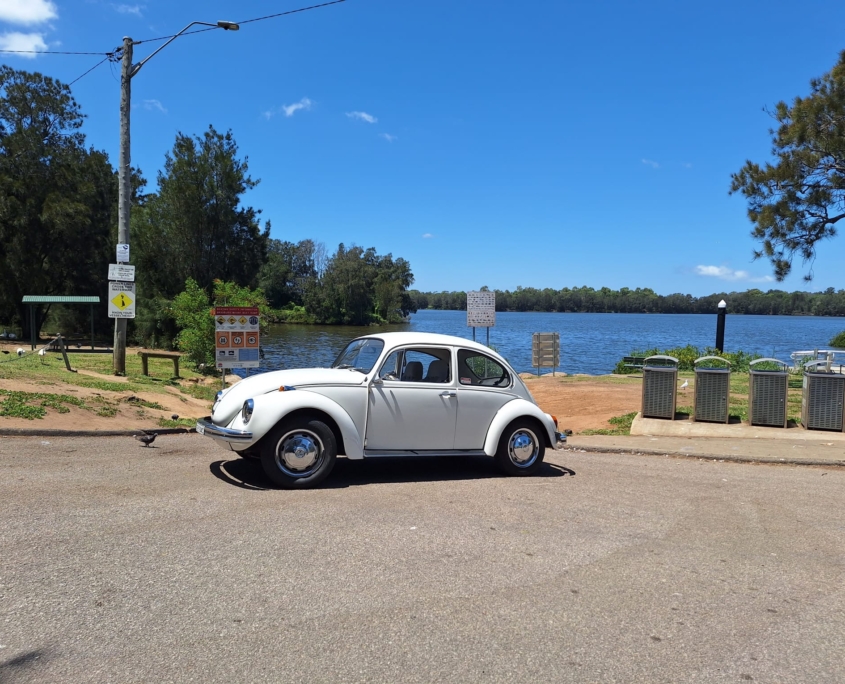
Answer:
(730, 51, 845, 281)
(132, 126, 269, 301)
(0, 67, 117, 335)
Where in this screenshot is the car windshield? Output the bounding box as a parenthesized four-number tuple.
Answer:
(331, 338, 384, 373)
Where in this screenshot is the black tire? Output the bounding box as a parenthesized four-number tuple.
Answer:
(260, 417, 337, 489)
(495, 419, 545, 476)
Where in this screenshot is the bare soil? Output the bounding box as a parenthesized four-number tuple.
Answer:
(1, 340, 647, 433)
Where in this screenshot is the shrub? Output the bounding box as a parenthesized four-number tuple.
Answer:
(830, 330, 845, 348)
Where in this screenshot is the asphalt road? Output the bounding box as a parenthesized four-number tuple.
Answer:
(1, 435, 843, 683)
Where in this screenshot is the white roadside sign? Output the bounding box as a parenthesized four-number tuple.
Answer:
(467, 291, 496, 327)
(108, 264, 135, 282)
(116, 243, 130, 263)
(108, 281, 136, 319)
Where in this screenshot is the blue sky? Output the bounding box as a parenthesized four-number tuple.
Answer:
(3, 0, 845, 296)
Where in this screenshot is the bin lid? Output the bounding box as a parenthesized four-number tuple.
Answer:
(644, 354, 678, 368)
(749, 357, 788, 373)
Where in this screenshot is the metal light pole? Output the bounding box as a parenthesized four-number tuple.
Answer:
(715, 299, 727, 352)
(113, 20, 239, 374)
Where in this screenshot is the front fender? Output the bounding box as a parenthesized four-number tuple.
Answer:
(483, 399, 557, 456)
(225, 390, 364, 459)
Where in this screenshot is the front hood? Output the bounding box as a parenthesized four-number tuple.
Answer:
(212, 368, 367, 424)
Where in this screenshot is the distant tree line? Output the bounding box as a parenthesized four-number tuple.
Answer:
(0, 67, 416, 346)
(410, 286, 845, 316)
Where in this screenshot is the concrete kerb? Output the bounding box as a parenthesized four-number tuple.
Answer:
(0, 427, 197, 437)
(561, 443, 845, 468)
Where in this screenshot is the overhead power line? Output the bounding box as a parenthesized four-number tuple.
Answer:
(132, 0, 348, 45)
(0, 49, 112, 55)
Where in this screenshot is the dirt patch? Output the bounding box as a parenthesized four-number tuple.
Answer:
(521, 374, 655, 433)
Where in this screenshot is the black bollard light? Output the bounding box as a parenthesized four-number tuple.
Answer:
(715, 299, 726, 352)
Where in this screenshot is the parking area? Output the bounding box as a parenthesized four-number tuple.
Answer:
(1, 435, 844, 683)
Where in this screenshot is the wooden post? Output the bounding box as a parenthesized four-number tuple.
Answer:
(57, 335, 75, 372)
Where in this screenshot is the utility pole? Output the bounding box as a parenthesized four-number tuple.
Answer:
(114, 36, 133, 374)
(111, 22, 238, 375)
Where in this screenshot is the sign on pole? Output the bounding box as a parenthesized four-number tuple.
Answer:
(214, 306, 260, 369)
(116, 243, 130, 263)
(108, 264, 135, 282)
(108, 281, 136, 319)
(532, 332, 560, 376)
(467, 291, 496, 327)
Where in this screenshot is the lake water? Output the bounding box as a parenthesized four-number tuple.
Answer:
(248, 310, 845, 377)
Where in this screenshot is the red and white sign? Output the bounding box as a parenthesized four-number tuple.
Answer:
(214, 306, 260, 369)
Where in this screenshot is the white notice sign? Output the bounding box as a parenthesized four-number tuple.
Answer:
(108, 264, 135, 282)
(116, 243, 130, 263)
(108, 281, 136, 319)
(467, 291, 496, 327)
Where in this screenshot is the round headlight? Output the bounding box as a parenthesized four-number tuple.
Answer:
(241, 398, 254, 424)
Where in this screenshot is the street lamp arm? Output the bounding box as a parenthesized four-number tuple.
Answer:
(130, 21, 227, 77)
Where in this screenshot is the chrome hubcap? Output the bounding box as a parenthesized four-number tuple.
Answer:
(508, 429, 538, 467)
(276, 430, 323, 477)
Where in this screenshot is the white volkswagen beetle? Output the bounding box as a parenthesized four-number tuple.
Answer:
(197, 332, 566, 488)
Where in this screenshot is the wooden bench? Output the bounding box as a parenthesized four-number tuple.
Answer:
(622, 356, 646, 369)
(137, 350, 182, 378)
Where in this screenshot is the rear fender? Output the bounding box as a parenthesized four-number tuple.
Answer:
(483, 399, 557, 456)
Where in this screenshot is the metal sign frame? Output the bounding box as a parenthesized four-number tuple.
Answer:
(532, 332, 560, 376)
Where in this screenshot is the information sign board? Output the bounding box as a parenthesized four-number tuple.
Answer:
(108, 264, 135, 282)
(214, 306, 260, 369)
(467, 291, 496, 327)
(116, 243, 130, 263)
(108, 281, 136, 319)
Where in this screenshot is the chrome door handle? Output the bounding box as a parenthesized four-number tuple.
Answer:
(440, 390, 457, 398)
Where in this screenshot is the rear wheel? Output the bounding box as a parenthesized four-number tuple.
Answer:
(260, 417, 337, 489)
(495, 419, 545, 476)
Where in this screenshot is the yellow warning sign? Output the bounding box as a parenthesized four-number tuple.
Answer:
(111, 292, 132, 310)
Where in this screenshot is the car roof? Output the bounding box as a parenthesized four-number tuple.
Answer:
(357, 331, 499, 355)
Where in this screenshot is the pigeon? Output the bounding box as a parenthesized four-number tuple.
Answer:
(680, 380, 689, 390)
(171, 414, 179, 421)
(1, 350, 8, 355)
(38, 348, 46, 356)
(16, 348, 24, 356)
(134, 432, 157, 447)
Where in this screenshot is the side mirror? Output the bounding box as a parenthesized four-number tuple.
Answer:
(371, 376, 383, 385)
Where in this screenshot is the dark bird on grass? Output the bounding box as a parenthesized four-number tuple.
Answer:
(171, 414, 179, 421)
(1, 350, 8, 355)
(134, 432, 157, 447)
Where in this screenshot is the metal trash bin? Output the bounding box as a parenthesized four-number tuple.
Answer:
(748, 358, 789, 428)
(693, 356, 730, 424)
(641, 355, 679, 420)
(801, 360, 845, 432)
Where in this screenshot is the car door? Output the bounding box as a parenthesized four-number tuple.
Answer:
(365, 346, 457, 451)
(454, 348, 515, 450)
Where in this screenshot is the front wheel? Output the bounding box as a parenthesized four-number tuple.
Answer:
(260, 417, 337, 489)
(495, 419, 545, 476)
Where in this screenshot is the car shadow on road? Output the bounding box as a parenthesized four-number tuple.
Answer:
(210, 456, 575, 490)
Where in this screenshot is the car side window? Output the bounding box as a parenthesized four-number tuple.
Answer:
(458, 349, 510, 387)
(377, 350, 404, 381)
(398, 348, 451, 383)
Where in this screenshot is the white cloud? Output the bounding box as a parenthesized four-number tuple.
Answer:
(282, 97, 312, 117)
(0, 31, 47, 56)
(0, 0, 57, 26)
(694, 265, 774, 283)
(380, 133, 397, 142)
(641, 158, 660, 169)
(422, 233, 433, 238)
(113, 4, 143, 17)
(346, 110, 377, 124)
(143, 99, 166, 113)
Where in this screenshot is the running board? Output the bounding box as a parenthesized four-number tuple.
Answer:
(363, 449, 488, 458)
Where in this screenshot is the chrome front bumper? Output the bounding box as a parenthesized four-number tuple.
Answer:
(195, 416, 253, 442)
(555, 431, 567, 449)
